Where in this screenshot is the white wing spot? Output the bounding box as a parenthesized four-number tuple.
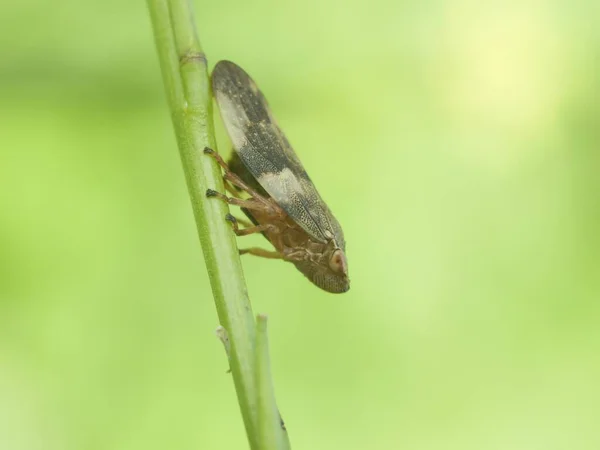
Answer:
(259, 168, 302, 204)
(216, 91, 248, 149)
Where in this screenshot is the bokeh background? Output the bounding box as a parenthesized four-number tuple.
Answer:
(1, 1, 599, 449)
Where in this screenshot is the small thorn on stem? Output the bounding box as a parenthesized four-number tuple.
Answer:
(215, 326, 232, 373)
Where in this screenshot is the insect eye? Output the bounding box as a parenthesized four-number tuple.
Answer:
(329, 249, 348, 276)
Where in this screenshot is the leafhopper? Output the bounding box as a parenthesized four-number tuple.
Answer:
(206, 61, 349, 293)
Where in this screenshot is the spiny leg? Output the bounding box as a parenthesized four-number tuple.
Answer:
(239, 247, 284, 260)
(225, 214, 275, 236)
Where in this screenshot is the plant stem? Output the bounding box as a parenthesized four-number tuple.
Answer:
(147, 1, 258, 447)
(255, 315, 291, 450)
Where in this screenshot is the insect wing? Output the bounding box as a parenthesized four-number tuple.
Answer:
(212, 60, 344, 247)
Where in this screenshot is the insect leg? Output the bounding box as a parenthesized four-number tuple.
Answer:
(225, 214, 276, 236)
(223, 171, 270, 205)
(231, 215, 254, 228)
(224, 180, 242, 197)
(239, 247, 284, 259)
(203, 147, 231, 171)
(206, 189, 266, 211)
(204, 147, 274, 208)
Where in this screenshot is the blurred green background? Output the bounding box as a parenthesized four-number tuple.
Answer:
(1, 0, 599, 449)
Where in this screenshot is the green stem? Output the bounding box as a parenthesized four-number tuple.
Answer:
(255, 315, 291, 450)
(146, 1, 258, 448)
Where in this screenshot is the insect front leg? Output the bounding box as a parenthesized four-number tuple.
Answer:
(223, 179, 249, 200)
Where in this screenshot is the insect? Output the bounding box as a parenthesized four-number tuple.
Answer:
(206, 60, 349, 293)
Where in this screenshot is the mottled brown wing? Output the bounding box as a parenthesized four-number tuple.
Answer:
(212, 60, 344, 248)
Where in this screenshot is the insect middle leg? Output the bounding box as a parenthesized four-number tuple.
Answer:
(206, 189, 281, 237)
(225, 214, 276, 237)
(204, 147, 273, 208)
(206, 189, 273, 214)
(230, 214, 254, 228)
